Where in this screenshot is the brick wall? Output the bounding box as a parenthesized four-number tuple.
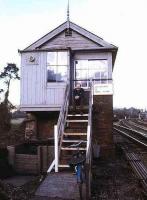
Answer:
(15, 154, 39, 174)
(93, 95, 114, 158)
(37, 112, 59, 140)
(7, 145, 54, 174)
(39, 146, 54, 173)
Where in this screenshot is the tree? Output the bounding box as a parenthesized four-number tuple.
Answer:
(0, 63, 20, 132)
(0, 63, 20, 104)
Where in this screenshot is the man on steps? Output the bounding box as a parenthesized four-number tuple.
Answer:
(73, 83, 84, 115)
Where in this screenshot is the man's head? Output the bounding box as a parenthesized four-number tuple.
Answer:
(76, 83, 81, 89)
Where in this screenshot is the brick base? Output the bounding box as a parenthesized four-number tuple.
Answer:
(93, 95, 114, 158)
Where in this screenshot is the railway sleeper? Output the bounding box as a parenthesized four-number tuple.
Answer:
(126, 153, 147, 181)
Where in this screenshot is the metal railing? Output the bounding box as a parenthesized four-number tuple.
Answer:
(85, 82, 93, 199)
(47, 83, 70, 173)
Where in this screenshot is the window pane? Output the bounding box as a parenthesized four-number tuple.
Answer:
(75, 80, 88, 88)
(58, 52, 68, 65)
(101, 72, 108, 83)
(76, 60, 88, 70)
(89, 69, 98, 79)
(47, 52, 57, 65)
(81, 81, 88, 87)
(57, 66, 67, 82)
(47, 66, 56, 82)
(88, 60, 108, 82)
(76, 69, 88, 80)
(101, 71, 108, 79)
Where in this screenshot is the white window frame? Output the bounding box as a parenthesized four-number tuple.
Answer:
(47, 51, 69, 83)
(74, 59, 109, 89)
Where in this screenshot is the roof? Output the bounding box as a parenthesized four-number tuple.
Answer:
(19, 21, 118, 64)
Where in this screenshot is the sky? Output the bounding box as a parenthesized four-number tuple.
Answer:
(0, 0, 147, 109)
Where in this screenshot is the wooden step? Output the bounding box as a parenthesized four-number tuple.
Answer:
(62, 140, 87, 143)
(67, 114, 88, 117)
(61, 147, 86, 151)
(69, 105, 89, 110)
(66, 120, 88, 123)
(64, 132, 87, 136)
(58, 164, 70, 168)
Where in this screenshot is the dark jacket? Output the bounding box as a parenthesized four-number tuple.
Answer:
(73, 88, 84, 100)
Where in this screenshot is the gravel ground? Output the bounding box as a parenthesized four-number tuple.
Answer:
(91, 150, 147, 200)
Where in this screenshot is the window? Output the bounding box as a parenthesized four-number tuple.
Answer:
(47, 51, 68, 82)
(75, 60, 108, 88)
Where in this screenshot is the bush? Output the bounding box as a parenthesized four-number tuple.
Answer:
(0, 148, 14, 179)
(0, 103, 11, 132)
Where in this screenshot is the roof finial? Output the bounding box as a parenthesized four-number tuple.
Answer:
(67, 0, 70, 29)
(67, 0, 70, 22)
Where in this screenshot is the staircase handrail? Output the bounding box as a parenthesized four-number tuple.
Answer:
(86, 82, 93, 159)
(57, 83, 70, 135)
(47, 83, 70, 173)
(86, 81, 93, 199)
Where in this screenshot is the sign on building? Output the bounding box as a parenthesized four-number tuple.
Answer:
(94, 83, 113, 95)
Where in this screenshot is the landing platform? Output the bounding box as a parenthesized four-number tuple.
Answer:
(34, 173, 81, 200)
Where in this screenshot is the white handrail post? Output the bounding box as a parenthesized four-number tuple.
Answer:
(91, 80, 93, 105)
(86, 125, 90, 155)
(54, 125, 58, 172)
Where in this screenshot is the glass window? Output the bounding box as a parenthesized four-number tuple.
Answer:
(47, 65, 56, 82)
(75, 59, 108, 87)
(58, 52, 68, 65)
(57, 66, 67, 82)
(47, 52, 57, 65)
(47, 51, 68, 82)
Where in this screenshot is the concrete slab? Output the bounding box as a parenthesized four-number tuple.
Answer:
(35, 173, 80, 200)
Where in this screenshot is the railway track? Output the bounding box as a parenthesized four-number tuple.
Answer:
(121, 144, 147, 192)
(134, 119, 147, 127)
(114, 120, 147, 193)
(114, 123, 147, 147)
(123, 119, 147, 134)
(119, 119, 147, 131)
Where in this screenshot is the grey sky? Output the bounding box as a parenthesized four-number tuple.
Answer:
(0, 0, 147, 108)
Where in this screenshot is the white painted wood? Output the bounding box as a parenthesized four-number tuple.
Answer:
(54, 125, 58, 172)
(74, 52, 108, 60)
(24, 21, 116, 51)
(67, 114, 88, 117)
(58, 164, 70, 168)
(66, 120, 88, 122)
(64, 132, 87, 136)
(24, 22, 67, 50)
(20, 52, 47, 106)
(20, 52, 67, 110)
(70, 22, 114, 47)
(20, 107, 61, 112)
(47, 160, 55, 173)
(41, 30, 100, 50)
(108, 52, 112, 79)
(86, 125, 90, 154)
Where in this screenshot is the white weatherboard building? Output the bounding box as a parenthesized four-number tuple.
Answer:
(19, 21, 117, 112)
(14, 20, 118, 197)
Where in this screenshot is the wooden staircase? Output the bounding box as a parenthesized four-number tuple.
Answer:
(59, 107, 89, 169)
(44, 84, 93, 199)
